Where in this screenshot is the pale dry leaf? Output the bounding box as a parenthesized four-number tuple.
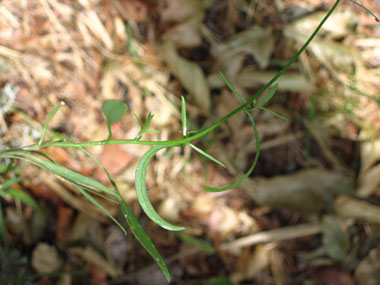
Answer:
(230, 245, 270, 283)
(236, 67, 315, 92)
(158, 197, 180, 222)
(82, 10, 113, 50)
(162, 14, 203, 48)
(357, 164, 380, 198)
(360, 139, 380, 173)
(335, 195, 380, 224)
(243, 169, 353, 214)
(211, 25, 274, 69)
(69, 245, 122, 277)
(31, 243, 63, 273)
(284, 8, 357, 41)
(161, 0, 203, 23)
(159, 41, 210, 114)
(354, 248, 380, 285)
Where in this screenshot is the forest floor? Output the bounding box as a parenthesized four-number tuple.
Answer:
(1, 0, 380, 284)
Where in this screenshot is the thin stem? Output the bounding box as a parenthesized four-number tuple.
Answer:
(349, 0, 380, 22)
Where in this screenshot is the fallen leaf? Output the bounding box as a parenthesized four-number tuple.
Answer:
(159, 41, 210, 114)
(31, 243, 63, 273)
(243, 169, 353, 214)
(230, 245, 270, 283)
(322, 216, 348, 261)
(211, 25, 274, 70)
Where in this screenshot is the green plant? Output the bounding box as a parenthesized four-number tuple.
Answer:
(0, 0, 376, 281)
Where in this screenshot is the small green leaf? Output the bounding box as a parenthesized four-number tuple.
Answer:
(119, 198, 171, 281)
(252, 84, 278, 111)
(181, 96, 187, 137)
(72, 183, 126, 235)
(101, 100, 128, 140)
(189, 144, 226, 168)
(322, 216, 348, 261)
(0, 188, 42, 213)
(2, 151, 118, 198)
(135, 113, 157, 140)
(135, 146, 185, 231)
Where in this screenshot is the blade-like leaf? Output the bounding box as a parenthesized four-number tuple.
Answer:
(72, 183, 126, 235)
(189, 143, 226, 168)
(79, 147, 171, 281)
(260, 107, 288, 121)
(101, 100, 128, 140)
(135, 113, 157, 140)
(252, 84, 278, 111)
(39, 102, 65, 146)
(119, 198, 171, 281)
(2, 153, 126, 234)
(136, 146, 185, 231)
(0, 188, 42, 213)
(181, 96, 187, 137)
(2, 151, 118, 198)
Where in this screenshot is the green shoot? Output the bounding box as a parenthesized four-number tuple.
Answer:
(38, 101, 65, 146)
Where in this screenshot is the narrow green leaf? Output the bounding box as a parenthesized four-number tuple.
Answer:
(260, 107, 288, 121)
(220, 73, 245, 104)
(176, 232, 214, 254)
(79, 147, 171, 282)
(181, 96, 187, 137)
(135, 146, 185, 231)
(119, 199, 171, 281)
(1, 176, 22, 191)
(2, 151, 118, 198)
(39, 102, 65, 146)
(0, 188, 42, 213)
(202, 74, 263, 192)
(135, 113, 157, 140)
(252, 84, 278, 111)
(2, 153, 125, 233)
(189, 143, 226, 168)
(101, 100, 128, 140)
(73, 183, 126, 235)
(202, 113, 260, 192)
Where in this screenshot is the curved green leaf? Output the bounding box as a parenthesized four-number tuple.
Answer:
(202, 113, 260, 192)
(135, 146, 185, 231)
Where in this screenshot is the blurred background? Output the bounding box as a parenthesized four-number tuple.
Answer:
(1, 0, 380, 284)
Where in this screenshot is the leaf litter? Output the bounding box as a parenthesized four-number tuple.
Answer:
(0, 0, 380, 284)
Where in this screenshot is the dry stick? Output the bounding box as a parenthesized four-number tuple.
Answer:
(220, 223, 323, 251)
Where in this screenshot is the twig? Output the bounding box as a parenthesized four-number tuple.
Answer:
(220, 223, 323, 251)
